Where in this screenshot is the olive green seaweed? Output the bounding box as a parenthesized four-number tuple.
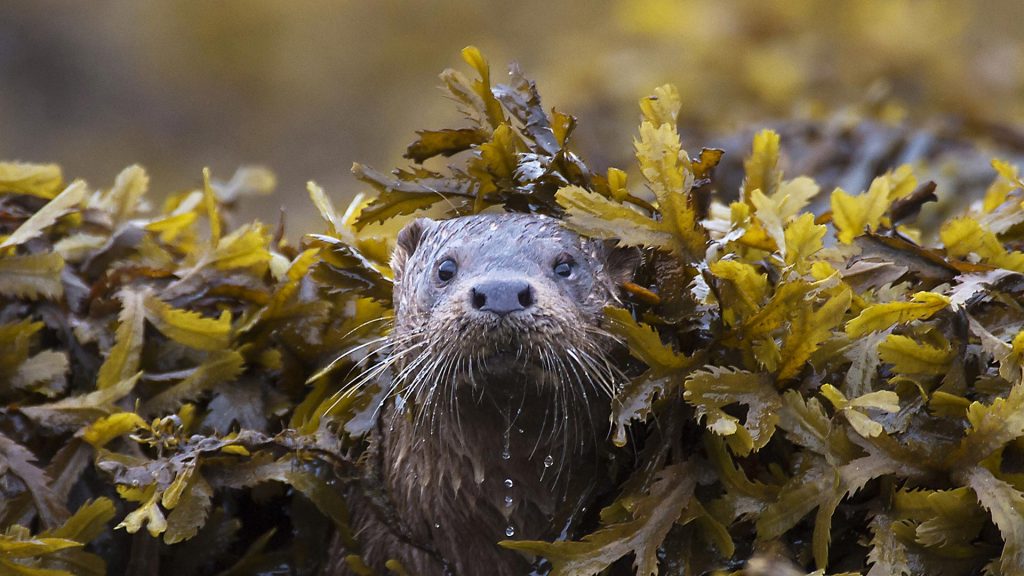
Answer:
(2, 47, 1024, 576)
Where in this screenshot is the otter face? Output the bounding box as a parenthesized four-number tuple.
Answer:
(389, 214, 633, 397)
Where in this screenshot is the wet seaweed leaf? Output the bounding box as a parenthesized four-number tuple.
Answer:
(845, 292, 950, 337)
(116, 484, 167, 537)
(0, 533, 83, 576)
(877, 334, 953, 375)
(634, 118, 705, 259)
(0, 162, 63, 199)
(142, 292, 232, 351)
(501, 463, 696, 576)
(95, 165, 148, 226)
(556, 185, 673, 250)
(164, 472, 213, 544)
(742, 129, 782, 200)
(866, 514, 911, 576)
(8, 350, 68, 395)
(0, 252, 65, 300)
(962, 466, 1024, 576)
(95, 290, 145, 389)
(211, 166, 276, 204)
(777, 287, 851, 380)
(142, 350, 246, 415)
(831, 179, 888, 245)
(82, 412, 147, 448)
(1, 181, 87, 249)
(953, 381, 1024, 466)
(405, 128, 488, 163)
(19, 373, 140, 432)
(0, 432, 69, 528)
(684, 368, 780, 455)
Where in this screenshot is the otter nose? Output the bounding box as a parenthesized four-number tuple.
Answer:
(470, 279, 534, 315)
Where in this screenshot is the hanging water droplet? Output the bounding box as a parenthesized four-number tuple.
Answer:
(505, 524, 516, 537)
(501, 448, 511, 460)
(543, 455, 554, 468)
(612, 425, 627, 448)
(504, 478, 514, 488)
(504, 495, 513, 508)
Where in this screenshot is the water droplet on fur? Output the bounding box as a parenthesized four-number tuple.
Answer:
(612, 425, 627, 447)
(504, 478, 513, 488)
(504, 495, 513, 508)
(501, 427, 511, 460)
(505, 525, 516, 537)
(543, 455, 554, 468)
(131, 479, 139, 487)
(434, 523, 440, 529)
(501, 448, 511, 460)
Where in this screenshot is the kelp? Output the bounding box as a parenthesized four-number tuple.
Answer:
(2, 47, 1024, 576)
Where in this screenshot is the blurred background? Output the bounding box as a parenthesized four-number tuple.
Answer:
(2, 0, 1024, 230)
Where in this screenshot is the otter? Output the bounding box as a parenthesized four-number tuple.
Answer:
(330, 213, 635, 575)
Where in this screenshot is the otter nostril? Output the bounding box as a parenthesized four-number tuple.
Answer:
(471, 288, 486, 310)
(518, 286, 533, 308)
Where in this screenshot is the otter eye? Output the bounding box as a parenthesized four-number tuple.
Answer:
(554, 261, 573, 278)
(437, 258, 457, 282)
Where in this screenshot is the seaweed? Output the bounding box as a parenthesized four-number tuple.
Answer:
(2, 47, 1024, 576)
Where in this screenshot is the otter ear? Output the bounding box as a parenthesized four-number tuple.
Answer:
(391, 218, 435, 282)
(602, 242, 641, 288)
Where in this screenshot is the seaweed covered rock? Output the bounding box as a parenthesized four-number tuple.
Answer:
(3, 47, 1024, 575)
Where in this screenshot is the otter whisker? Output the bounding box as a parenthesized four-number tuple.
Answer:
(548, 353, 572, 483)
(327, 315, 430, 365)
(337, 314, 397, 341)
(573, 346, 621, 398)
(309, 333, 393, 384)
(381, 341, 441, 427)
(541, 346, 563, 451)
(325, 339, 431, 416)
(342, 334, 425, 387)
(328, 347, 403, 403)
(408, 337, 461, 436)
(421, 341, 459, 436)
(559, 349, 591, 435)
(569, 344, 606, 448)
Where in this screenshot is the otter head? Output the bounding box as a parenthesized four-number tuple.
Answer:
(388, 213, 634, 406)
